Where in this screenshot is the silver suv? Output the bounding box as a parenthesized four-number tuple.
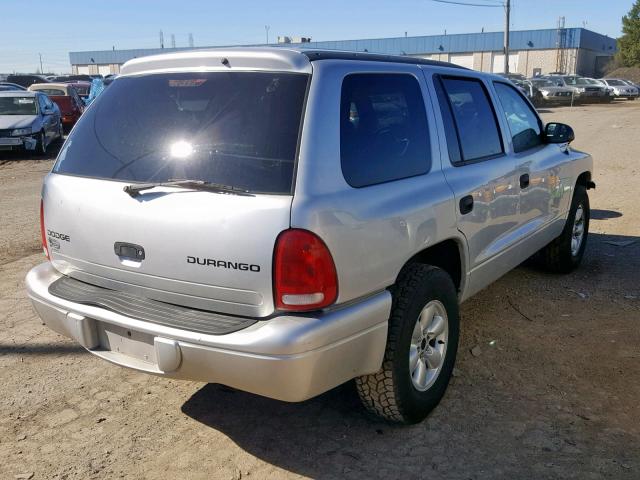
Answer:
(26, 48, 594, 424)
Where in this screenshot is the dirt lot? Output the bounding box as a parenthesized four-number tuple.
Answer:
(1, 102, 639, 480)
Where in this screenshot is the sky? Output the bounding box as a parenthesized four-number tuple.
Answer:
(0, 0, 634, 73)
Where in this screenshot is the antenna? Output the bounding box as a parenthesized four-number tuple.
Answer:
(188, 33, 194, 47)
(159, 30, 164, 49)
(171, 34, 176, 48)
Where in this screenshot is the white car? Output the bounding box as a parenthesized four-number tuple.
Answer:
(0, 91, 63, 154)
(598, 78, 639, 100)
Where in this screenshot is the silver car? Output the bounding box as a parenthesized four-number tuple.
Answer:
(26, 48, 594, 424)
(545, 75, 611, 103)
(0, 91, 63, 154)
(598, 78, 639, 100)
(530, 78, 574, 104)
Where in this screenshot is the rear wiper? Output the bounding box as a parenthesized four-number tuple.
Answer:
(123, 179, 254, 198)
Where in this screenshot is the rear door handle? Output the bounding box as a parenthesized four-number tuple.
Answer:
(459, 195, 474, 215)
(520, 173, 530, 189)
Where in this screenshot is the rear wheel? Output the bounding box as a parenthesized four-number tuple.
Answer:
(355, 264, 459, 424)
(537, 184, 589, 273)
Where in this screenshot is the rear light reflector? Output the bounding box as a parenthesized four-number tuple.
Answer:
(274, 229, 338, 311)
(40, 199, 49, 259)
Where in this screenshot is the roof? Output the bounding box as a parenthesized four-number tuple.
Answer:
(29, 82, 71, 92)
(119, 47, 466, 75)
(70, 28, 617, 66)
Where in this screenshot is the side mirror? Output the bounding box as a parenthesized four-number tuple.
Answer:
(545, 122, 575, 144)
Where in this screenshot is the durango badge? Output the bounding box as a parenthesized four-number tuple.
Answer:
(187, 256, 260, 272)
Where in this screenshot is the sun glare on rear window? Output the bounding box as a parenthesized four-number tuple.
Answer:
(53, 72, 309, 194)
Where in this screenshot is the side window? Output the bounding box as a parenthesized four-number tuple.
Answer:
(437, 76, 503, 163)
(340, 73, 430, 187)
(493, 82, 542, 153)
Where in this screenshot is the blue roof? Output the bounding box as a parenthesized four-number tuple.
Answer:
(69, 28, 617, 65)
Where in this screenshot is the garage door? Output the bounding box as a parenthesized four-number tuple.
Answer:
(76, 65, 90, 74)
(449, 54, 474, 69)
(98, 65, 111, 76)
(492, 53, 519, 73)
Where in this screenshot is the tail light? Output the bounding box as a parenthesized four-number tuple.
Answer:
(273, 229, 338, 311)
(40, 199, 49, 259)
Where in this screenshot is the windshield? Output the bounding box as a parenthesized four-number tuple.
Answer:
(606, 79, 625, 86)
(532, 79, 555, 87)
(563, 76, 589, 86)
(0, 96, 38, 115)
(54, 71, 309, 194)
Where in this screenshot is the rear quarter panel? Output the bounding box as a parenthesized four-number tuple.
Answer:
(291, 60, 467, 305)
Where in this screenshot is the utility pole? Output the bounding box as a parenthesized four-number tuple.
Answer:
(504, 0, 510, 74)
(160, 30, 164, 49)
(171, 34, 176, 48)
(188, 33, 194, 48)
(265, 25, 270, 44)
(38, 53, 43, 74)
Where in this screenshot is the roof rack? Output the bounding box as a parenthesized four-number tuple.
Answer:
(301, 50, 467, 69)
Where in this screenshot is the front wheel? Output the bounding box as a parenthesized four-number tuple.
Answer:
(35, 131, 47, 156)
(537, 184, 589, 273)
(355, 264, 459, 424)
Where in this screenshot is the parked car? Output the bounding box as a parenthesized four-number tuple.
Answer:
(64, 81, 92, 103)
(544, 75, 611, 103)
(0, 81, 28, 91)
(26, 48, 594, 424)
(598, 78, 639, 100)
(620, 78, 640, 91)
(28, 83, 84, 131)
(0, 91, 62, 154)
(51, 74, 94, 83)
(6, 74, 50, 88)
(529, 78, 574, 104)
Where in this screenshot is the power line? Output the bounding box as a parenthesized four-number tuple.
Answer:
(428, 0, 512, 74)
(430, 0, 503, 7)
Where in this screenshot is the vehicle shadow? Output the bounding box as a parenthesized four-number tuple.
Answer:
(181, 232, 640, 479)
(591, 209, 623, 220)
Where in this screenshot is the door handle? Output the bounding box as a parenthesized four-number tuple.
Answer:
(520, 173, 530, 189)
(459, 195, 474, 215)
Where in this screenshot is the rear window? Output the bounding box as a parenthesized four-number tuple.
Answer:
(37, 88, 66, 96)
(54, 72, 309, 194)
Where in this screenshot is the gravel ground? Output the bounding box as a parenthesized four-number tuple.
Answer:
(1, 102, 639, 480)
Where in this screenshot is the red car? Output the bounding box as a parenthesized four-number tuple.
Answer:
(28, 83, 84, 131)
(64, 81, 92, 104)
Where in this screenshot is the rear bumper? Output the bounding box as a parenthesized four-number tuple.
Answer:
(26, 262, 390, 402)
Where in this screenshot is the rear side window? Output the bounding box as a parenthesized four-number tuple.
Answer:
(436, 76, 503, 164)
(54, 72, 309, 194)
(340, 74, 430, 187)
(493, 82, 542, 153)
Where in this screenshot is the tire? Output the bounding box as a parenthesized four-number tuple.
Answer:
(35, 131, 47, 156)
(355, 264, 459, 424)
(537, 184, 589, 273)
